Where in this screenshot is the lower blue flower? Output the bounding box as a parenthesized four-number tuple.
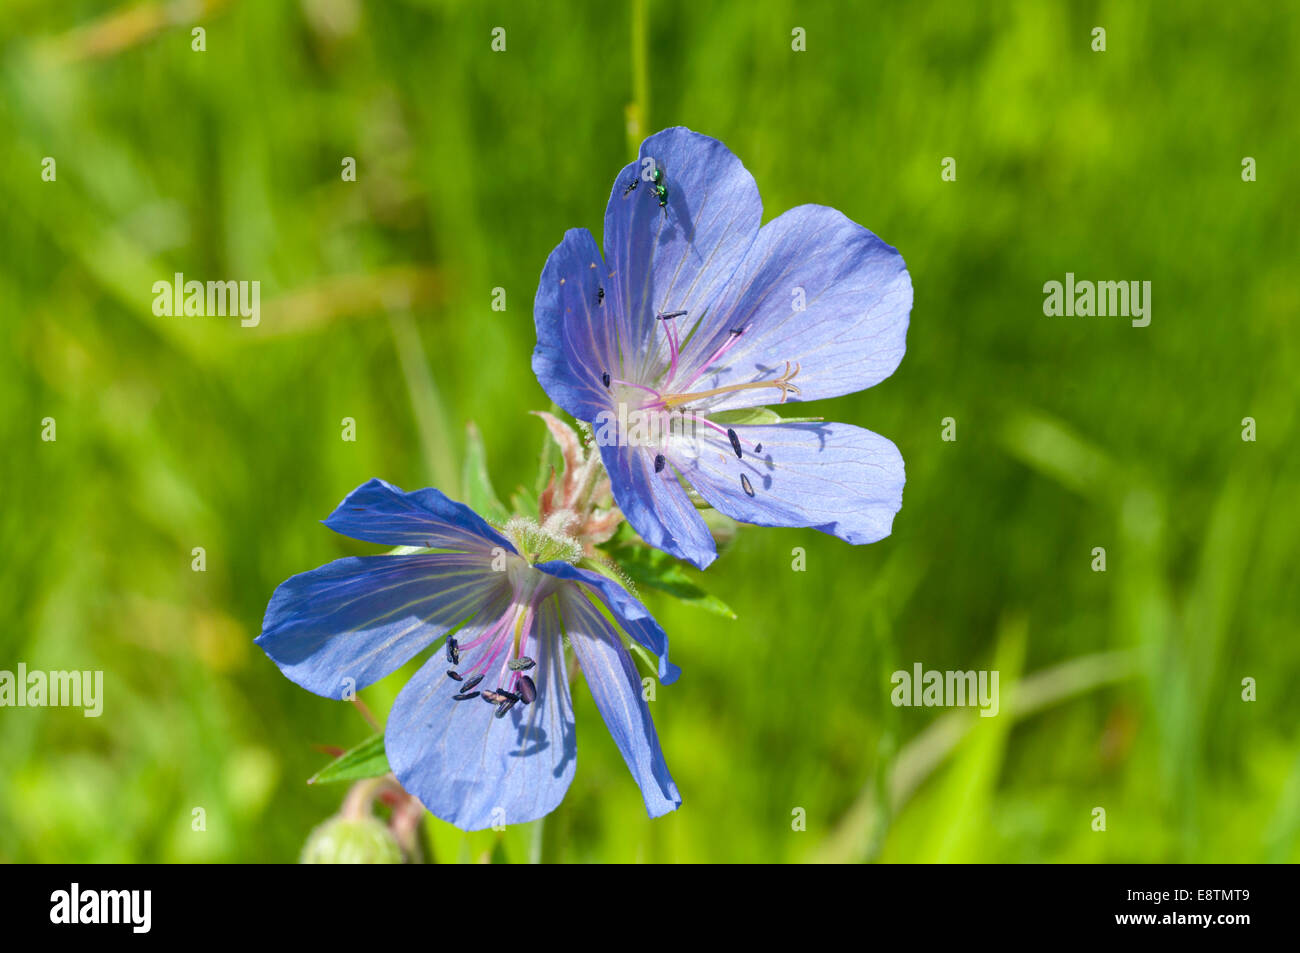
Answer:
(257, 478, 682, 831)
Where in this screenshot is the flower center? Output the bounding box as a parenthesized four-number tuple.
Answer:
(597, 311, 786, 500)
(443, 553, 551, 719)
(604, 314, 800, 415)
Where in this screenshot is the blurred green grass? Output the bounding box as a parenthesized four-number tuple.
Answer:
(1, 0, 1297, 862)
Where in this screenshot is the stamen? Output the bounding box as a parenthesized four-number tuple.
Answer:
(461, 673, 484, 691)
(740, 473, 755, 497)
(601, 372, 611, 388)
(681, 412, 732, 441)
(654, 453, 666, 473)
(657, 311, 685, 384)
(508, 657, 536, 671)
(493, 687, 521, 718)
(727, 428, 743, 459)
(445, 637, 460, 665)
(452, 691, 480, 701)
(446, 670, 463, 681)
(666, 322, 681, 382)
(517, 675, 537, 704)
(675, 325, 748, 391)
(481, 690, 508, 705)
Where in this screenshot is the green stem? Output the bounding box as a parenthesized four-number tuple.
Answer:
(627, 0, 649, 158)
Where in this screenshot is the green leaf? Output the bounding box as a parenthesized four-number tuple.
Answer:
(308, 733, 390, 785)
(462, 421, 509, 523)
(607, 536, 737, 620)
(710, 407, 825, 426)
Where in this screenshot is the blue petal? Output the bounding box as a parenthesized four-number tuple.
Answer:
(386, 593, 577, 831)
(534, 559, 680, 684)
(257, 554, 506, 698)
(560, 587, 681, 819)
(597, 439, 718, 570)
(531, 228, 617, 421)
(602, 127, 761, 383)
(673, 204, 911, 411)
(323, 478, 515, 553)
(678, 421, 905, 545)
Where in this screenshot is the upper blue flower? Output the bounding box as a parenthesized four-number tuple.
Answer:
(257, 478, 681, 831)
(533, 127, 911, 569)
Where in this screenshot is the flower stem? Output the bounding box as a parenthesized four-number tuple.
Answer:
(626, 0, 649, 159)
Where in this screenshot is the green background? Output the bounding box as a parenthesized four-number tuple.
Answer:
(2, 0, 1296, 863)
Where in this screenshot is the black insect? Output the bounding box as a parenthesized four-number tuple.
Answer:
(597, 287, 604, 305)
(727, 428, 743, 459)
(622, 177, 639, 196)
(754, 443, 763, 454)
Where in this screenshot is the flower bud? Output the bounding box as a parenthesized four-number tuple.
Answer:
(299, 815, 402, 864)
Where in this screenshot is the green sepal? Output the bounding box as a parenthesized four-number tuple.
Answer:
(308, 733, 390, 785)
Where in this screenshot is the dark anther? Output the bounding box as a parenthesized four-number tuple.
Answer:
(654, 454, 666, 473)
(727, 428, 743, 459)
(495, 698, 518, 719)
(656, 310, 688, 320)
(447, 670, 463, 681)
(602, 372, 611, 388)
(453, 691, 481, 701)
(517, 675, 537, 704)
(729, 328, 743, 336)
(461, 673, 484, 691)
(445, 637, 460, 665)
(481, 690, 507, 705)
(508, 657, 535, 671)
(740, 473, 755, 497)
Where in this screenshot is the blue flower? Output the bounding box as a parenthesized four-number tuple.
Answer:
(533, 127, 911, 569)
(257, 478, 681, 831)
